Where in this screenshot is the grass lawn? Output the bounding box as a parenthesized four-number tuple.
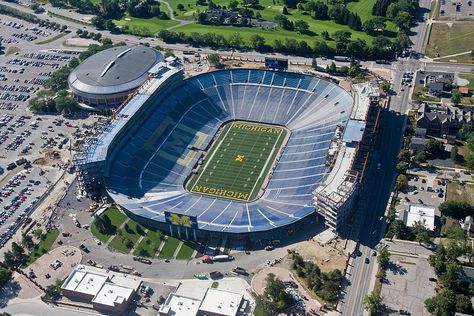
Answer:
(91, 206, 127, 242)
(412, 85, 441, 103)
(171, 0, 395, 47)
(447, 182, 474, 205)
(426, 23, 474, 58)
(437, 52, 474, 64)
(159, 236, 180, 259)
(176, 241, 196, 260)
(133, 229, 163, 257)
(108, 220, 147, 253)
(114, 16, 179, 35)
(26, 228, 59, 266)
(458, 73, 474, 90)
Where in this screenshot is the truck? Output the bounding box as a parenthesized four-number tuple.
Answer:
(201, 254, 234, 263)
(334, 56, 351, 62)
(212, 254, 234, 262)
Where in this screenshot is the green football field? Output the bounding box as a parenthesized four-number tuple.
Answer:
(186, 121, 288, 202)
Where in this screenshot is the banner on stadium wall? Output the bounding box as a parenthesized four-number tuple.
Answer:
(164, 211, 198, 229)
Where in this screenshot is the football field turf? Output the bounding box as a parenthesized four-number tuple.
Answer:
(186, 121, 288, 201)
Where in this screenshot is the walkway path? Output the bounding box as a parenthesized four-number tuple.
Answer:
(433, 50, 472, 60)
(158, 0, 193, 31)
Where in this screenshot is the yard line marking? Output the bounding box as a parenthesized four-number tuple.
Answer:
(191, 124, 234, 190)
(247, 127, 283, 201)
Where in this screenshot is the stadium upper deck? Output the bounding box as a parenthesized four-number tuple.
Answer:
(100, 69, 356, 236)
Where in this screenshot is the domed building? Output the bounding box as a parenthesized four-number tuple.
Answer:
(68, 45, 163, 108)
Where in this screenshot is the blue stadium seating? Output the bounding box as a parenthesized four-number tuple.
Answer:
(105, 69, 352, 233)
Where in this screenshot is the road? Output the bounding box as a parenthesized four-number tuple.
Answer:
(338, 1, 434, 314)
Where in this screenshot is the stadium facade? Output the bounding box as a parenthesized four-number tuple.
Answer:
(74, 63, 379, 241)
(68, 45, 164, 108)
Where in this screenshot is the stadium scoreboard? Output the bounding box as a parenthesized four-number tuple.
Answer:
(265, 57, 288, 70)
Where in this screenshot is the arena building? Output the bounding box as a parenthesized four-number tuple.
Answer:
(74, 65, 378, 241)
(68, 45, 163, 108)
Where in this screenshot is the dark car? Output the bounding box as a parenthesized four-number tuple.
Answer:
(365, 258, 370, 264)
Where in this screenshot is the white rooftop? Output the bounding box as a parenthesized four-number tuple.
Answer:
(61, 264, 141, 305)
(407, 204, 436, 231)
(352, 83, 373, 120)
(62, 270, 108, 296)
(162, 293, 201, 316)
(92, 283, 134, 307)
(198, 288, 243, 316)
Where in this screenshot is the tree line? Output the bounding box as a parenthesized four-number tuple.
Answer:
(158, 29, 406, 60)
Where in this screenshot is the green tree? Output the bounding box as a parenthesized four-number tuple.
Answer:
(398, 148, 411, 162)
(294, 19, 309, 34)
(44, 67, 70, 92)
(364, 291, 383, 315)
(451, 90, 462, 105)
(208, 53, 223, 68)
(439, 200, 474, 220)
(380, 81, 390, 92)
(377, 247, 389, 268)
(396, 161, 409, 174)
(0, 266, 12, 289)
(249, 34, 266, 50)
(44, 279, 62, 301)
(22, 234, 34, 250)
(425, 289, 457, 316)
(395, 174, 408, 192)
(412, 221, 432, 245)
(413, 151, 427, 163)
(426, 139, 445, 157)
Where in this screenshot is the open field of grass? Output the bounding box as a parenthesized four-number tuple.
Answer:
(133, 229, 162, 257)
(437, 52, 474, 64)
(176, 241, 196, 260)
(187, 121, 287, 201)
(168, 0, 395, 47)
(91, 206, 127, 242)
(412, 85, 441, 103)
(447, 182, 474, 205)
(109, 220, 147, 253)
(426, 23, 474, 58)
(26, 228, 59, 266)
(159, 236, 180, 259)
(114, 16, 179, 35)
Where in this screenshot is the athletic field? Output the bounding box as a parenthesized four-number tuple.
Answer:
(186, 121, 288, 201)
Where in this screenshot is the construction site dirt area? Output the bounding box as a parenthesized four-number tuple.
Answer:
(288, 239, 347, 273)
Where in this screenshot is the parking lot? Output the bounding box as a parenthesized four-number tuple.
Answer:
(0, 165, 59, 249)
(381, 254, 437, 316)
(0, 13, 105, 254)
(394, 167, 447, 222)
(439, 0, 474, 18)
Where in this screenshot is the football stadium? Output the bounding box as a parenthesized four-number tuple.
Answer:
(75, 60, 378, 241)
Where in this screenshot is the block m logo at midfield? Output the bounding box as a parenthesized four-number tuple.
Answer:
(165, 211, 198, 229)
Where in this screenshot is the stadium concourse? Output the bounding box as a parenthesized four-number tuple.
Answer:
(77, 67, 359, 240)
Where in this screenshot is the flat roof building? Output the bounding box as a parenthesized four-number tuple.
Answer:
(61, 264, 141, 314)
(198, 288, 243, 316)
(68, 45, 163, 109)
(405, 204, 436, 231)
(159, 287, 245, 316)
